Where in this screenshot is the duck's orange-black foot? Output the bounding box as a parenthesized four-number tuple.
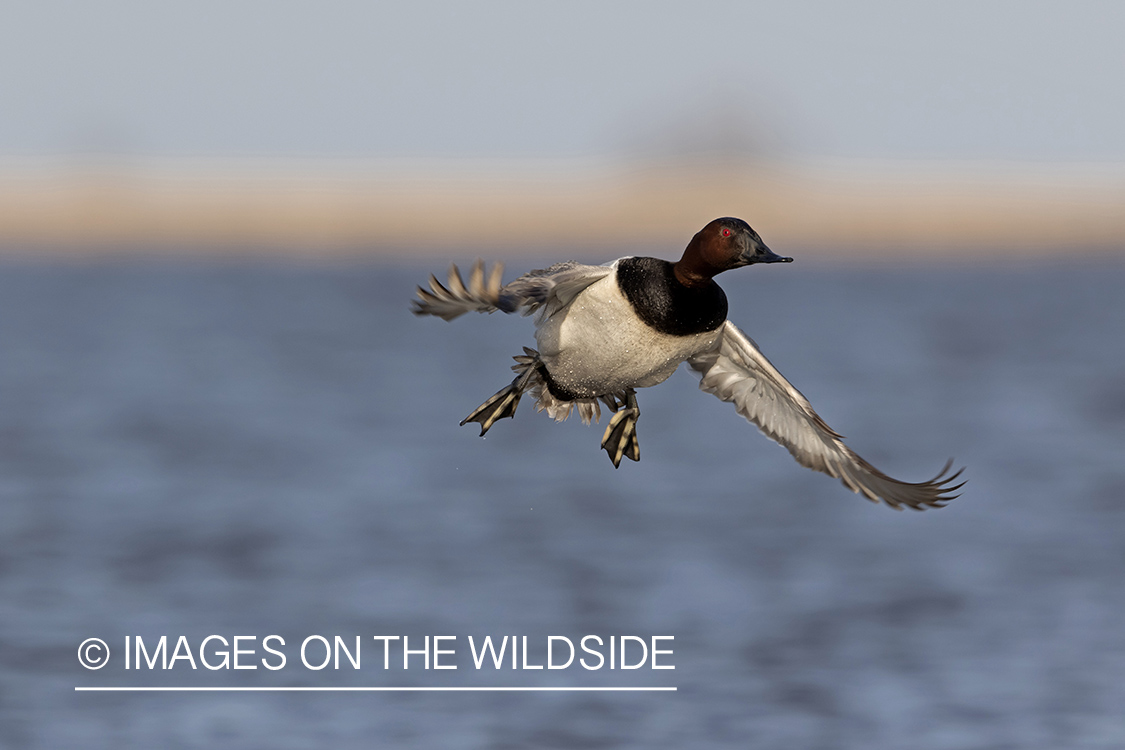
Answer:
(600, 389, 640, 468)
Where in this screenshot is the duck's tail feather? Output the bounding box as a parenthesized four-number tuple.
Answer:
(512, 349, 605, 425)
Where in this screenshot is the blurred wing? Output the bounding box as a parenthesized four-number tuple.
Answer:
(688, 321, 963, 510)
(412, 259, 611, 321)
(499, 261, 613, 317)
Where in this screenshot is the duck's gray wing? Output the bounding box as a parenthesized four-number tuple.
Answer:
(412, 260, 612, 321)
(688, 321, 963, 510)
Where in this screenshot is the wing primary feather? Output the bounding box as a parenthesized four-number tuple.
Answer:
(689, 321, 964, 511)
(447, 264, 469, 298)
(413, 260, 611, 321)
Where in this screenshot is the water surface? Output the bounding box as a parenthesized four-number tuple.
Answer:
(2, 258, 1124, 748)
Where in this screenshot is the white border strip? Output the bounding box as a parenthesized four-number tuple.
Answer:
(75, 686, 676, 692)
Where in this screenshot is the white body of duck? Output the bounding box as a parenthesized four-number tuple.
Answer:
(534, 263, 723, 399)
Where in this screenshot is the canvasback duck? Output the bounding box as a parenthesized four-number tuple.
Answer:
(413, 217, 963, 510)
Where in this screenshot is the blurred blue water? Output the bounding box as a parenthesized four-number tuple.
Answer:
(2, 257, 1124, 749)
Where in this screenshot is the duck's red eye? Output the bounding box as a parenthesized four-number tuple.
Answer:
(721, 228, 731, 237)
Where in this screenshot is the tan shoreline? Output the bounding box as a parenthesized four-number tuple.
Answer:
(1, 156, 1123, 259)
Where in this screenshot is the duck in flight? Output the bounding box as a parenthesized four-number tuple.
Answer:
(412, 217, 963, 510)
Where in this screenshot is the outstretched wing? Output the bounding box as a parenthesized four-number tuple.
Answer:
(412, 259, 611, 321)
(688, 321, 963, 510)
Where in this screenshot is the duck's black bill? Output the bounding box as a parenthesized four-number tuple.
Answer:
(760, 253, 794, 264)
(741, 245, 794, 265)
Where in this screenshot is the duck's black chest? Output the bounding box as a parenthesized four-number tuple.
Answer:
(615, 257, 728, 336)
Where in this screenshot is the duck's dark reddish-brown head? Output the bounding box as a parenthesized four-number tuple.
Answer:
(673, 217, 792, 288)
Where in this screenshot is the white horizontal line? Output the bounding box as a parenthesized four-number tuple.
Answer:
(75, 686, 676, 692)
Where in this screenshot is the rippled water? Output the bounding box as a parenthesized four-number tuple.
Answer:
(2, 257, 1124, 749)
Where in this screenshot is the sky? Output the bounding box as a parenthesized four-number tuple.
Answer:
(2, 1, 1124, 162)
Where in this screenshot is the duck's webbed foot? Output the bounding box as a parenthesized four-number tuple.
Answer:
(461, 350, 539, 436)
(460, 384, 522, 436)
(600, 389, 640, 468)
